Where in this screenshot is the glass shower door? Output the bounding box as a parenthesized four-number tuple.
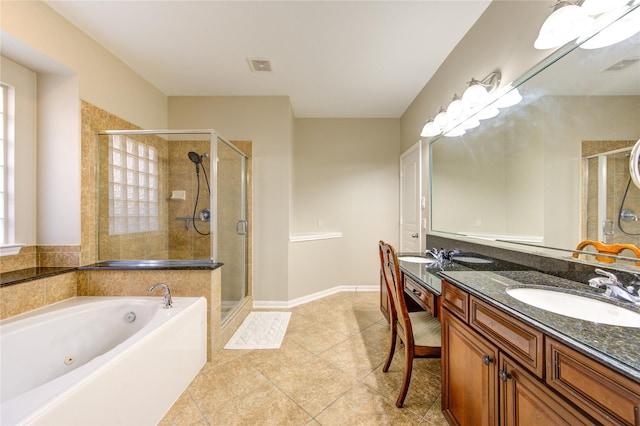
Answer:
(215, 138, 248, 322)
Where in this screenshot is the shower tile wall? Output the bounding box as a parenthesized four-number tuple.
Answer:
(81, 101, 142, 264)
(168, 141, 211, 259)
(582, 140, 640, 250)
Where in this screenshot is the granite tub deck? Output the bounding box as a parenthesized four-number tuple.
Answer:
(440, 269, 640, 383)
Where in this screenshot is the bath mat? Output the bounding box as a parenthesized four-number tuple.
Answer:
(224, 311, 291, 350)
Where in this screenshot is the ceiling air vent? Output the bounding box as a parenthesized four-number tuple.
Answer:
(604, 59, 639, 71)
(248, 58, 273, 72)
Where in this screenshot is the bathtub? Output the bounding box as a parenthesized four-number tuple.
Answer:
(0, 296, 207, 425)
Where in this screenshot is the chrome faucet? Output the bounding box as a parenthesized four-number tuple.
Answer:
(588, 269, 640, 305)
(149, 283, 173, 309)
(425, 247, 460, 263)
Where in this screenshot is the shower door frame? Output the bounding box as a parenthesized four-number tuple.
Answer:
(584, 146, 632, 244)
(97, 128, 248, 266)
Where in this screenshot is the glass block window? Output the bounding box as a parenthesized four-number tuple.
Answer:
(109, 135, 159, 235)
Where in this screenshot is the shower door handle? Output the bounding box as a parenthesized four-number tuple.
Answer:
(236, 219, 248, 235)
(602, 219, 615, 236)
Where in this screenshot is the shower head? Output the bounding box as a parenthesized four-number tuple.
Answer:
(188, 151, 202, 164)
(188, 151, 202, 173)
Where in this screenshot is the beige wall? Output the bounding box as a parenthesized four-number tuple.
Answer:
(1, 1, 168, 131)
(168, 96, 294, 302)
(1, 1, 168, 249)
(290, 119, 400, 299)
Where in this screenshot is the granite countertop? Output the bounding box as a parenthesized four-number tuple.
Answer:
(398, 251, 530, 296)
(78, 260, 224, 270)
(0, 267, 77, 287)
(440, 269, 640, 383)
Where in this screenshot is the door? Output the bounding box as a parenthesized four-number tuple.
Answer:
(442, 309, 499, 426)
(400, 143, 421, 253)
(215, 138, 248, 323)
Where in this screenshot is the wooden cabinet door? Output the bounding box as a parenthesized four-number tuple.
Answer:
(442, 308, 499, 426)
(500, 354, 595, 426)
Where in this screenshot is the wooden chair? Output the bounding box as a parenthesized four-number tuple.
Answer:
(379, 240, 441, 408)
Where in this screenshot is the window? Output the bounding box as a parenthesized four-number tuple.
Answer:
(108, 135, 159, 235)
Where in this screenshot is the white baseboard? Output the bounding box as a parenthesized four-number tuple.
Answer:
(254, 285, 379, 309)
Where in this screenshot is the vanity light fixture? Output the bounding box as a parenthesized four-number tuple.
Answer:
(535, 0, 639, 50)
(418, 70, 514, 140)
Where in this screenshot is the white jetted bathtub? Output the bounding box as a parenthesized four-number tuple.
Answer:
(0, 296, 207, 425)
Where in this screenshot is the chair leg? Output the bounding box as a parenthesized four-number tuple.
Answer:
(382, 322, 397, 373)
(396, 346, 414, 408)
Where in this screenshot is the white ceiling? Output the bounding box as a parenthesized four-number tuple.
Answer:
(45, 0, 491, 118)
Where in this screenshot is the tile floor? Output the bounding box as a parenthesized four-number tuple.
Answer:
(160, 291, 447, 425)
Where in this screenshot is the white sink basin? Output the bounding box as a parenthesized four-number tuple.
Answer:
(506, 287, 640, 328)
(398, 256, 436, 264)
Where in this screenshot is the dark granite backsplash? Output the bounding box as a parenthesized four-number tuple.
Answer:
(426, 234, 638, 288)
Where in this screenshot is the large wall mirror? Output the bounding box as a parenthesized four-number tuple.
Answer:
(430, 5, 640, 264)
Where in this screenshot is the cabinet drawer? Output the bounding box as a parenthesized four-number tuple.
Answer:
(404, 275, 436, 317)
(470, 296, 544, 378)
(546, 337, 640, 426)
(442, 280, 469, 323)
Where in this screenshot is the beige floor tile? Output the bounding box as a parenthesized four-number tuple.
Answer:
(158, 392, 206, 426)
(161, 291, 443, 426)
(188, 357, 272, 416)
(421, 396, 449, 426)
(318, 335, 387, 380)
(270, 356, 358, 417)
(286, 322, 350, 354)
(362, 357, 441, 417)
(244, 337, 316, 379)
(315, 383, 421, 425)
(205, 385, 312, 426)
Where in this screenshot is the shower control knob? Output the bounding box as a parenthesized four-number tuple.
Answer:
(199, 208, 211, 222)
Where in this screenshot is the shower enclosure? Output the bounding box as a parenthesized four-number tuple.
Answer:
(97, 130, 249, 322)
(583, 143, 640, 248)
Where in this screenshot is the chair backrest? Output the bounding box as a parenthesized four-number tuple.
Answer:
(379, 240, 413, 339)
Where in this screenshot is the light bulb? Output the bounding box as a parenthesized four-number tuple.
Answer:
(493, 87, 522, 108)
(434, 107, 449, 129)
(474, 106, 500, 120)
(462, 82, 489, 109)
(581, 0, 629, 16)
(420, 119, 441, 137)
(580, 6, 640, 49)
(445, 127, 465, 137)
(534, 4, 594, 49)
(446, 94, 466, 122)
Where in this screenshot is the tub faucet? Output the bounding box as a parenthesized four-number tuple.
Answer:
(149, 283, 173, 309)
(588, 269, 640, 306)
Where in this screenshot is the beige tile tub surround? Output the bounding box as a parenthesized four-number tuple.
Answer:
(0, 272, 78, 320)
(77, 267, 241, 360)
(0, 246, 36, 273)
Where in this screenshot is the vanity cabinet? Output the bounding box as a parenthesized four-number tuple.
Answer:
(441, 280, 635, 426)
(404, 274, 437, 318)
